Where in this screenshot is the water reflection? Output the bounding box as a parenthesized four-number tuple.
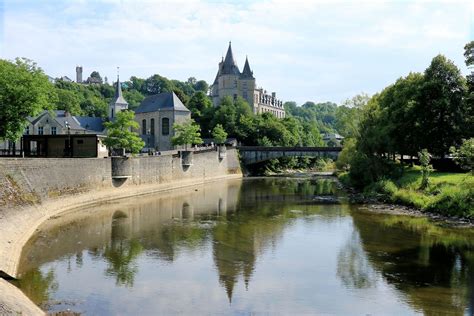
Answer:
(349, 210, 474, 315)
(15, 177, 474, 315)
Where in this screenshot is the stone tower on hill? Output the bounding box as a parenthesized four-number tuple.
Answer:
(210, 42, 285, 118)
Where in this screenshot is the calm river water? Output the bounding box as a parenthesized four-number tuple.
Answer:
(15, 177, 474, 315)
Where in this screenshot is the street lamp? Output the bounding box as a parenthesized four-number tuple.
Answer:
(65, 120, 71, 157)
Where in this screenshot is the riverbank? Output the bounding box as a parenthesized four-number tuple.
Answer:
(338, 168, 474, 226)
(0, 149, 242, 315)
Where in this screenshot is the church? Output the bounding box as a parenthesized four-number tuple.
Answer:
(210, 42, 285, 118)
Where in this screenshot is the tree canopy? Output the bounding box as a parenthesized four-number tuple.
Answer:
(0, 58, 57, 141)
(103, 110, 144, 154)
(172, 120, 203, 150)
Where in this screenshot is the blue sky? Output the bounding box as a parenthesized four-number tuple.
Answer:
(1, 0, 473, 104)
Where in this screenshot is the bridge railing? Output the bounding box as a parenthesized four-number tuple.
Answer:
(236, 146, 342, 152)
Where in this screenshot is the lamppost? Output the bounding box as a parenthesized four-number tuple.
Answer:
(65, 121, 71, 157)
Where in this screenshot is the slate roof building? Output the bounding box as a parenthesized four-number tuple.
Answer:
(134, 92, 191, 151)
(0, 73, 128, 157)
(210, 42, 285, 118)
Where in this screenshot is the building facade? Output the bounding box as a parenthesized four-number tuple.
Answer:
(210, 42, 285, 118)
(134, 92, 191, 151)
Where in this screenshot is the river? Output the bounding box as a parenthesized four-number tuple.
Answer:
(14, 177, 474, 315)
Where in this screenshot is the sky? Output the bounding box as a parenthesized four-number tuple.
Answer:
(0, 0, 473, 105)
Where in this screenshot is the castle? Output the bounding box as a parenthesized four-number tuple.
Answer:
(210, 42, 285, 118)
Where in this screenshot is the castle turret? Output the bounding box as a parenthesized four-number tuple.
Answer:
(109, 70, 128, 119)
(240, 56, 254, 79)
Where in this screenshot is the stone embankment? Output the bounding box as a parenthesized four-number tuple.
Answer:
(0, 148, 242, 315)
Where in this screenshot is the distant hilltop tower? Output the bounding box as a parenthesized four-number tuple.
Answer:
(210, 42, 285, 118)
(76, 66, 83, 83)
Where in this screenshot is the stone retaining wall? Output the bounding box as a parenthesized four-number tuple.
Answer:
(0, 148, 242, 315)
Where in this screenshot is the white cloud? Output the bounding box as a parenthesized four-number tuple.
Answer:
(2, 0, 473, 104)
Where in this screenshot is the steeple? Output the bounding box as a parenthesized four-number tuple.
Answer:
(109, 67, 128, 119)
(240, 56, 254, 79)
(221, 41, 240, 75)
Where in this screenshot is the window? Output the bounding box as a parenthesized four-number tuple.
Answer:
(111, 109, 114, 118)
(51, 127, 57, 135)
(38, 126, 43, 135)
(77, 139, 83, 144)
(142, 119, 147, 135)
(162, 118, 170, 135)
(150, 118, 155, 135)
(25, 126, 29, 135)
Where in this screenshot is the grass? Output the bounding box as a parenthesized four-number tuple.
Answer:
(364, 167, 474, 217)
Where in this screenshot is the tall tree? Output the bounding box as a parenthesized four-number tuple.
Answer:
(418, 55, 467, 155)
(0, 58, 57, 141)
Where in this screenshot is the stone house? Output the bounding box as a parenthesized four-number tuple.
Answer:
(134, 92, 191, 151)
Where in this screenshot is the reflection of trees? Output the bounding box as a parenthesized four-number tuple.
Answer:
(337, 230, 377, 289)
(15, 268, 58, 306)
(350, 211, 474, 315)
(102, 211, 143, 287)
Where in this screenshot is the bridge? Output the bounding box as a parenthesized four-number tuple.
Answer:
(237, 146, 342, 165)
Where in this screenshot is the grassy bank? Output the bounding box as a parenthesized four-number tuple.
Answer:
(340, 167, 474, 217)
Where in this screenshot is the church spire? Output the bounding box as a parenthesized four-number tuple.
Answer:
(240, 56, 254, 79)
(115, 67, 123, 99)
(109, 66, 128, 119)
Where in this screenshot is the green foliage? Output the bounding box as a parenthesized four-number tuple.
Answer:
(172, 119, 203, 150)
(187, 91, 212, 124)
(103, 110, 144, 154)
(336, 138, 356, 171)
(418, 55, 467, 155)
(55, 89, 83, 115)
(450, 138, 474, 172)
(366, 169, 474, 217)
(212, 124, 227, 144)
(0, 58, 57, 141)
(418, 149, 433, 189)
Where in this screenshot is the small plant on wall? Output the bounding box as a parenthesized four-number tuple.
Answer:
(172, 119, 203, 150)
(104, 110, 144, 154)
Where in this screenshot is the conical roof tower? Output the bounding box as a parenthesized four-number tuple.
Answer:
(240, 56, 254, 79)
(221, 42, 240, 75)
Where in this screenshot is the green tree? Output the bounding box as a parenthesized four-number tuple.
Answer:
(187, 91, 212, 122)
(55, 89, 83, 115)
(0, 58, 57, 141)
(103, 110, 144, 154)
(450, 138, 474, 173)
(212, 124, 227, 144)
(172, 119, 203, 150)
(90, 71, 103, 84)
(418, 55, 467, 155)
(194, 80, 209, 92)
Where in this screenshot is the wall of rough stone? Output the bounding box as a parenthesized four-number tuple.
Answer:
(0, 148, 241, 206)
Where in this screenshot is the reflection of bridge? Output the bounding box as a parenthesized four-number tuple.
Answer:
(237, 146, 342, 165)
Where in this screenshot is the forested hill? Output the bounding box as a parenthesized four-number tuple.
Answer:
(52, 73, 209, 118)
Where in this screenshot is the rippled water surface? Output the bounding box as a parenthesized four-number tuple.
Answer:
(16, 178, 474, 315)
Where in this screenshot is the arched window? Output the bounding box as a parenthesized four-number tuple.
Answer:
(162, 118, 170, 135)
(150, 118, 155, 135)
(142, 119, 146, 135)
